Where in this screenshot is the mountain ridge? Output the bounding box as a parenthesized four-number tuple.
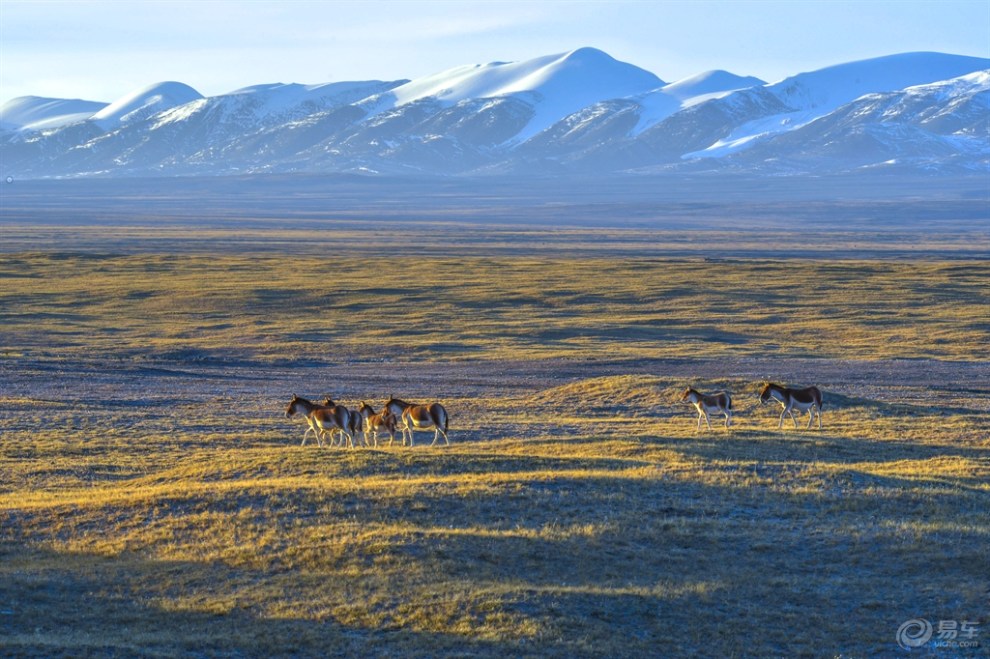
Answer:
(2, 48, 987, 179)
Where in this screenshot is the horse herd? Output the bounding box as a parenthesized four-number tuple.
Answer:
(285, 394, 449, 448)
(285, 382, 823, 448)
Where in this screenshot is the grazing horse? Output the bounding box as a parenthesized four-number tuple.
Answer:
(681, 387, 733, 430)
(357, 401, 398, 447)
(285, 394, 355, 447)
(384, 395, 450, 446)
(759, 382, 823, 430)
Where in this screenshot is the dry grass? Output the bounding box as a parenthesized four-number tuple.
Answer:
(1, 254, 987, 363)
(1, 249, 988, 657)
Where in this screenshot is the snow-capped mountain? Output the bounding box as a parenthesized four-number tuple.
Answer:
(1, 48, 987, 179)
(90, 81, 203, 129)
(724, 69, 990, 174)
(0, 96, 108, 132)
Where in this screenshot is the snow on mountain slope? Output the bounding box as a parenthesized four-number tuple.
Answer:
(91, 81, 203, 129)
(149, 79, 402, 130)
(0, 96, 107, 131)
(716, 68, 990, 173)
(628, 70, 766, 136)
(364, 47, 663, 142)
(905, 69, 990, 103)
(767, 51, 990, 112)
(662, 70, 766, 102)
(217, 80, 404, 123)
(386, 47, 662, 106)
(686, 52, 990, 160)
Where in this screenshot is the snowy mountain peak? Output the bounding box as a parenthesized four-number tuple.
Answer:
(91, 81, 203, 128)
(0, 95, 108, 131)
(383, 47, 662, 108)
(368, 46, 664, 142)
(767, 51, 990, 112)
(662, 70, 766, 101)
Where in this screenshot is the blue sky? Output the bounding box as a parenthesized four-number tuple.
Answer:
(1, 0, 988, 105)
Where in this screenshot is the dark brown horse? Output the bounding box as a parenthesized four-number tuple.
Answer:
(384, 395, 450, 446)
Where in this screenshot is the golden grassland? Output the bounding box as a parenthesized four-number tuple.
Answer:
(1, 252, 988, 363)
(1, 251, 988, 657)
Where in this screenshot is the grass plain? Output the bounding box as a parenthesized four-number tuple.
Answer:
(1, 175, 989, 657)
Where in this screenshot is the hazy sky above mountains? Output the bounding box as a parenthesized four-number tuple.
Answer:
(2, 0, 988, 105)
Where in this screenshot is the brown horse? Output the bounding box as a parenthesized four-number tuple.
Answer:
(384, 395, 450, 446)
(357, 401, 398, 447)
(681, 387, 733, 430)
(759, 382, 823, 430)
(322, 396, 364, 447)
(285, 395, 355, 447)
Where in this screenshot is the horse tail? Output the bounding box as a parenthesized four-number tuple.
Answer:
(436, 403, 449, 432)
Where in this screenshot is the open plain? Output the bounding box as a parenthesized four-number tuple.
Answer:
(1, 174, 988, 657)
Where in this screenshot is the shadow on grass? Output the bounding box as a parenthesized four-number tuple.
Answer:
(3, 460, 987, 657)
(650, 430, 990, 466)
(0, 544, 518, 658)
(821, 391, 984, 417)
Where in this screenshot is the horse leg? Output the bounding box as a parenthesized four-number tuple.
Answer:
(724, 409, 731, 428)
(704, 410, 713, 431)
(788, 405, 799, 428)
(303, 424, 319, 447)
(777, 406, 787, 429)
(806, 408, 814, 430)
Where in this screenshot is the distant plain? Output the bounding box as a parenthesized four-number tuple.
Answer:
(1, 174, 988, 657)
